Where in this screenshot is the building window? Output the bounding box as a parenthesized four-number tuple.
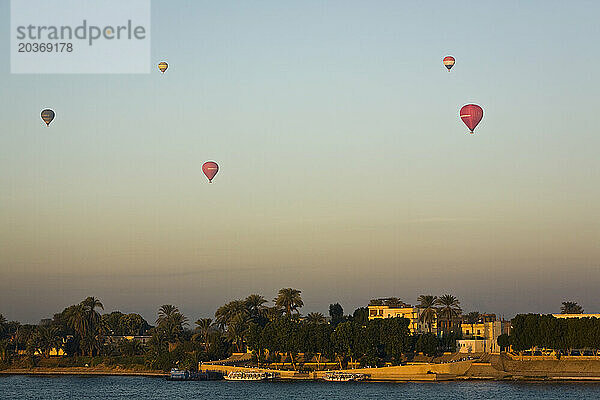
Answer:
(370, 310, 376, 316)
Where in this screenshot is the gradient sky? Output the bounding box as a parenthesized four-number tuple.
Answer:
(1, 1, 599, 324)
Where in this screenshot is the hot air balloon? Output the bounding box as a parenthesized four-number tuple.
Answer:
(443, 56, 455, 71)
(460, 104, 484, 134)
(202, 161, 219, 183)
(158, 62, 168, 73)
(41, 109, 55, 126)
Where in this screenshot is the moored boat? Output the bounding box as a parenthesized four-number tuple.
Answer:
(323, 372, 368, 382)
(224, 371, 268, 381)
(168, 368, 189, 380)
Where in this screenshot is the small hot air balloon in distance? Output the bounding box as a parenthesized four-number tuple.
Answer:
(158, 62, 168, 73)
(202, 161, 219, 183)
(460, 104, 484, 134)
(41, 109, 55, 126)
(443, 56, 455, 71)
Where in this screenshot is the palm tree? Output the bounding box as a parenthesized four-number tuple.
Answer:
(464, 311, 481, 324)
(264, 306, 283, 322)
(0, 314, 7, 338)
(66, 299, 108, 356)
(82, 296, 104, 313)
(435, 294, 462, 336)
(417, 295, 438, 333)
(156, 305, 179, 326)
(274, 288, 303, 316)
(561, 301, 584, 314)
(306, 312, 326, 324)
(463, 311, 481, 338)
(67, 304, 90, 339)
(29, 325, 62, 358)
(118, 339, 143, 356)
(192, 318, 214, 350)
(245, 294, 268, 322)
(82, 297, 104, 330)
(225, 314, 246, 352)
(215, 300, 248, 329)
(155, 305, 188, 350)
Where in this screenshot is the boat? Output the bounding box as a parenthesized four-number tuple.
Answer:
(167, 369, 223, 381)
(323, 372, 368, 382)
(224, 371, 268, 381)
(168, 368, 189, 380)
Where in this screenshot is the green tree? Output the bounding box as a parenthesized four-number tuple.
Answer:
(329, 303, 345, 327)
(331, 321, 355, 368)
(464, 311, 481, 337)
(561, 301, 584, 314)
(192, 318, 215, 350)
(416, 333, 439, 356)
(380, 317, 410, 364)
(264, 306, 283, 322)
(274, 288, 303, 317)
(352, 307, 369, 326)
(118, 339, 144, 356)
(417, 295, 437, 333)
(497, 333, 511, 352)
(0, 314, 7, 340)
(215, 300, 248, 329)
(102, 311, 125, 335)
(155, 305, 188, 351)
(225, 314, 246, 353)
(435, 294, 462, 336)
(306, 312, 327, 325)
(28, 325, 62, 358)
(244, 294, 268, 323)
(63, 298, 105, 356)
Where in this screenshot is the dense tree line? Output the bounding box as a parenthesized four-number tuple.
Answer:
(245, 315, 413, 369)
(1, 289, 463, 371)
(507, 314, 600, 352)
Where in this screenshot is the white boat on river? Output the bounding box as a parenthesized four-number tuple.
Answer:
(224, 371, 270, 381)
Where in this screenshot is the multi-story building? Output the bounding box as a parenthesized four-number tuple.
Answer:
(457, 314, 503, 353)
(367, 298, 438, 335)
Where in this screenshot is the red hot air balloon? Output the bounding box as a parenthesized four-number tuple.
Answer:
(459, 104, 484, 134)
(443, 56, 455, 71)
(202, 161, 219, 183)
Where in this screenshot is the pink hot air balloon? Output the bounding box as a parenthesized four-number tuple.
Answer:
(459, 104, 484, 134)
(202, 161, 219, 183)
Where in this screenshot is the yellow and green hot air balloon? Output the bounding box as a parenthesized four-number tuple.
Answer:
(41, 109, 55, 126)
(158, 62, 168, 73)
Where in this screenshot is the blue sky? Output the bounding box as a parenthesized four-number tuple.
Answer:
(1, 0, 599, 323)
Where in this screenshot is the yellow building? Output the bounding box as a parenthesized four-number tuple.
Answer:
(552, 314, 600, 319)
(367, 303, 437, 334)
(458, 317, 503, 354)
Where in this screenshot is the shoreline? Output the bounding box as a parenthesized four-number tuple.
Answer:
(3, 369, 600, 382)
(0, 368, 167, 377)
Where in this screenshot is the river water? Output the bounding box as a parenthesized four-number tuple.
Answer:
(2, 375, 600, 399)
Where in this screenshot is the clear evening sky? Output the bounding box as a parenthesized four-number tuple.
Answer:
(1, 1, 599, 323)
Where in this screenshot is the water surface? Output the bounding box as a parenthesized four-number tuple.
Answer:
(2, 375, 600, 399)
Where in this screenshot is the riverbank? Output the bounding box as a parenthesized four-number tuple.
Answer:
(199, 353, 600, 382)
(0, 367, 166, 377)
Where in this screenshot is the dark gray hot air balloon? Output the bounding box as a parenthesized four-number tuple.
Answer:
(41, 109, 55, 126)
